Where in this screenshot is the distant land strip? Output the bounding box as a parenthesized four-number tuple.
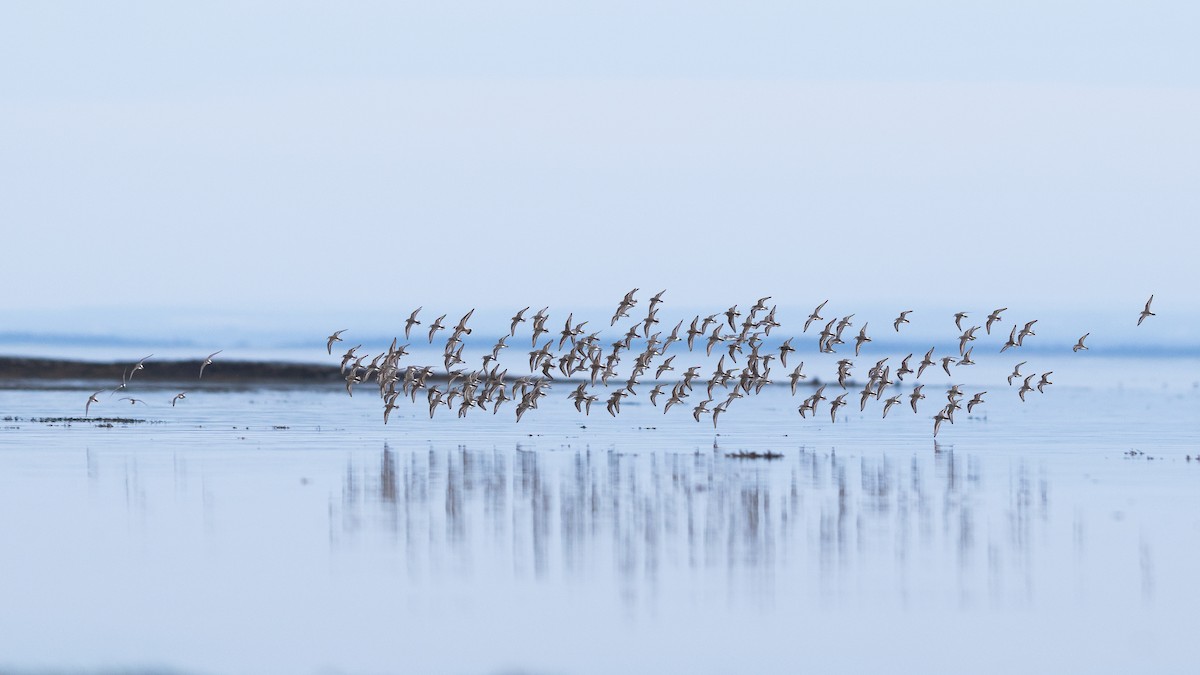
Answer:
(0, 356, 342, 385)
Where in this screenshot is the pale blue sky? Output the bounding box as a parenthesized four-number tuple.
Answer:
(1, 2, 1197, 342)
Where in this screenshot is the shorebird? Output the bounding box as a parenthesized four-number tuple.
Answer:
(1007, 361, 1027, 386)
(778, 338, 795, 368)
(404, 308, 422, 339)
(1037, 372, 1053, 393)
(788, 362, 806, 395)
(957, 348, 975, 367)
(954, 312, 968, 331)
(893, 310, 912, 332)
(655, 355, 676, 380)
(1073, 334, 1090, 352)
(917, 348, 935, 378)
(693, 399, 712, 423)
(910, 384, 925, 413)
(882, 395, 901, 418)
(170, 392, 187, 407)
(958, 326, 979, 355)
(1018, 375, 1036, 401)
(1017, 320, 1037, 346)
(724, 305, 741, 332)
(966, 392, 986, 413)
(118, 397, 147, 406)
(109, 368, 130, 396)
(829, 393, 847, 423)
(85, 390, 103, 417)
(510, 307, 530, 336)
(1000, 325, 1018, 353)
(803, 300, 828, 333)
(198, 350, 222, 379)
(427, 315, 446, 343)
(933, 407, 951, 437)
(326, 331, 347, 355)
(940, 356, 956, 377)
(985, 307, 1007, 335)
(383, 397, 401, 424)
(854, 324, 871, 356)
(612, 289, 638, 325)
(711, 401, 728, 428)
(896, 354, 914, 381)
(127, 354, 153, 382)
(1138, 295, 1155, 325)
(648, 289, 667, 313)
(453, 309, 475, 336)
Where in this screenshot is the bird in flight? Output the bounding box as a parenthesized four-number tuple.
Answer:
(199, 350, 222, 378)
(1138, 295, 1155, 325)
(804, 300, 828, 333)
(404, 308, 422, 339)
(1073, 334, 1089, 352)
(85, 390, 103, 417)
(985, 307, 1007, 335)
(326, 331, 346, 355)
(127, 354, 153, 382)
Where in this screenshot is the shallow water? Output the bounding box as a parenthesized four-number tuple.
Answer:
(1, 372, 1198, 674)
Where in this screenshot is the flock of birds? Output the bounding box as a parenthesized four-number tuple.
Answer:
(319, 292, 1158, 437)
(82, 351, 222, 418)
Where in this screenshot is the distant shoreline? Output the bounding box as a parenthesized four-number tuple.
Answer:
(0, 356, 343, 387)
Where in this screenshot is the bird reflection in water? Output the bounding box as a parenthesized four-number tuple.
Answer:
(331, 443, 1059, 607)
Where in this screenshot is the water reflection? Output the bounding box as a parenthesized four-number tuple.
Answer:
(335, 443, 1058, 606)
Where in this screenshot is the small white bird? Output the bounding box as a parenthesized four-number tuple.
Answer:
(829, 393, 848, 423)
(199, 350, 222, 379)
(910, 384, 925, 413)
(510, 307, 530, 336)
(985, 307, 1007, 335)
(119, 397, 147, 406)
(427, 314, 446, 343)
(170, 392, 187, 407)
(1037, 372, 1053, 393)
(1138, 295, 1155, 326)
(1018, 375, 1036, 401)
(966, 391, 986, 413)
(127, 354, 153, 382)
(1073, 334, 1089, 352)
(933, 407, 951, 437)
(326, 331, 347, 355)
(85, 390, 103, 417)
(404, 308, 422, 339)
(954, 312, 968, 331)
(1007, 361, 1027, 386)
(882, 395, 901, 418)
(803, 300, 828, 333)
(893, 310, 912, 332)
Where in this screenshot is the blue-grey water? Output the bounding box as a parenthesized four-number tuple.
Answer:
(1, 358, 1198, 674)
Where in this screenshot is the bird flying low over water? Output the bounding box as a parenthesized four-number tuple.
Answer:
(85, 390, 103, 417)
(313, 288, 1153, 438)
(199, 351, 222, 379)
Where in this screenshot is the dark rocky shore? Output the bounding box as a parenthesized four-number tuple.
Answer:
(0, 356, 343, 387)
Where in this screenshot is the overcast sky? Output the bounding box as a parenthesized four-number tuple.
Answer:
(1, 2, 1197, 343)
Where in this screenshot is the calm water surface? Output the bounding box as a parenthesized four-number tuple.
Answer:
(0, 370, 1198, 674)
